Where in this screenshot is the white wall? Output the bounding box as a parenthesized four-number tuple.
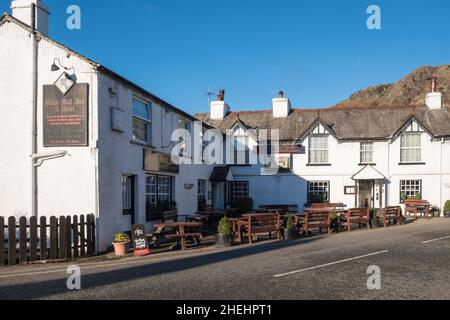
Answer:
(0, 21, 98, 221)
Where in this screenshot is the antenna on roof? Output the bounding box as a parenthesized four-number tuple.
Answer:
(205, 88, 216, 105)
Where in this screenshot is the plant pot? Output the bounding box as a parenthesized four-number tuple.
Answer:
(444, 212, 450, 218)
(113, 241, 130, 256)
(215, 234, 232, 247)
(284, 227, 298, 240)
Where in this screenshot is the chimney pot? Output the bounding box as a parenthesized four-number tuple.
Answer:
(430, 77, 437, 93)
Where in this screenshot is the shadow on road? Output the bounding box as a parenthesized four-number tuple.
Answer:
(0, 236, 325, 299)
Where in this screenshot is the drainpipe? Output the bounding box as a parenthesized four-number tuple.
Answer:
(31, 3, 39, 218)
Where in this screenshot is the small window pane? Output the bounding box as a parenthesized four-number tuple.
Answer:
(133, 99, 151, 121)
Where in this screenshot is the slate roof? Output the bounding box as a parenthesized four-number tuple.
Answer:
(195, 105, 450, 141)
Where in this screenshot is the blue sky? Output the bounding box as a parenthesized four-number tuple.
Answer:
(2, 0, 450, 113)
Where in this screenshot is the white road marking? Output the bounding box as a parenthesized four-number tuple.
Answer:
(274, 250, 389, 278)
(421, 235, 450, 244)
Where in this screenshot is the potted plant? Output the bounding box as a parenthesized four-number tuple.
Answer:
(112, 232, 130, 256)
(216, 217, 232, 247)
(444, 201, 450, 218)
(284, 214, 298, 240)
(329, 210, 339, 232)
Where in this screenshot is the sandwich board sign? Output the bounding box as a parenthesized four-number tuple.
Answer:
(131, 224, 151, 256)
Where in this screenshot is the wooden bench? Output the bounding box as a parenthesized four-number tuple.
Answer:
(382, 206, 402, 227)
(404, 200, 431, 219)
(296, 211, 331, 236)
(237, 213, 281, 244)
(342, 208, 370, 231)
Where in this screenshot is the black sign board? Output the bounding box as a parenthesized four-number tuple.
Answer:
(131, 224, 151, 256)
(143, 149, 180, 173)
(43, 83, 89, 147)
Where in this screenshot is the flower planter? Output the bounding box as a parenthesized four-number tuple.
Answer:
(112, 241, 130, 256)
(216, 234, 232, 248)
(284, 227, 298, 240)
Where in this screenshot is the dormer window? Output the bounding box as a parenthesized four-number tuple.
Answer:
(309, 134, 329, 164)
(400, 132, 421, 163)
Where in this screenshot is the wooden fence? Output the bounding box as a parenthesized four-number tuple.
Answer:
(0, 214, 95, 266)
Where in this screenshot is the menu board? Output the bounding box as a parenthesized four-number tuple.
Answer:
(43, 83, 89, 147)
(131, 224, 151, 256)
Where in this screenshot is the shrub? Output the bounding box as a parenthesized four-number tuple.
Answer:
(444, 200, 450, 212)
(329, 210, 338, 220)
(113, 233, 129, 243)
(285, 214, 295, 229)
(217, 217, 231, 236)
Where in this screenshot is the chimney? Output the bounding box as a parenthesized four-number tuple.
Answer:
(425, 77, 442, 109)
(210, 89, 230, 120)
(11, 0, 50, 36)
(272, 90, 291, 118)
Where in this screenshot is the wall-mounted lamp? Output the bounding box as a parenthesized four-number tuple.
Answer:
(51, 58, 74, 73)
(32, 150, 70, 167)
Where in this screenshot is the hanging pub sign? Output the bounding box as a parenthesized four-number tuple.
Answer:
(143, 149, 180, 173)
(43, 83, 89, 147)
(131, 224, 151, 256)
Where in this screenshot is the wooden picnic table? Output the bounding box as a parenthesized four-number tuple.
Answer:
(152, 221, 203, 251)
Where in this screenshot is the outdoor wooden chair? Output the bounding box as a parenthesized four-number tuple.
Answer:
(237, 213, 281, 244)
(342, 208, 370, 231)
(382, 206, 402, 227)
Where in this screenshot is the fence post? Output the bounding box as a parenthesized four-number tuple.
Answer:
(80, 215, 86, 256)
(8, 217, 16, 266)
(73, 215, 79, 258)
(19, 217, 27, 264)
(30, 216, 38, 261)
(86, 214, 92, 256)
(40, 216, 47, 261)
(50, 216, 58, 260)
(91, 214, 96, 254)
(59, 216, 67, 260)
(0, 217, 4, 266)
(66, 216, 72, 259)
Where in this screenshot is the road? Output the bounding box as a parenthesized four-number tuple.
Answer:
(0, 219, 449, 300)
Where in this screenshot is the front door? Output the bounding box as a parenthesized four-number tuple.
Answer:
(358, 180, 372, 208)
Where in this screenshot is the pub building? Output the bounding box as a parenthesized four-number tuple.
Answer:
(2, 1, 450, 253)
(0, 1, 214, 251)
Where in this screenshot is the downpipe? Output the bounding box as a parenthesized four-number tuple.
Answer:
(31, 3, 39, 218)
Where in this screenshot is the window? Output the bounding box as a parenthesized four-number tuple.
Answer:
(132, 99, 152, 144)
(233, 136, 250, 165)
(360, 142, 374, 164)
(400, 180, 422, 202)
(307, 181, 330, 203)
(400, 133, 421, 163)
(309, 135, 328, 164)
(145, 174, 173, 221)
(122, 175, 133, 215)
(231, 181, 249, 199)
(197, 180, 206, 201)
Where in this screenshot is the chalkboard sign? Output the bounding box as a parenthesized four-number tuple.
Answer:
(43, 83, 89, 147)
(131, 224, 151, 256)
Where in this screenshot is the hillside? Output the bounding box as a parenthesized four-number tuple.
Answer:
(331, 65, 450, 109)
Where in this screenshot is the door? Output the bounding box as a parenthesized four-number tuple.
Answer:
(358, 180, 372, 208)
(122, 175, 136, 225)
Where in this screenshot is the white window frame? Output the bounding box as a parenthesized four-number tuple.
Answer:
(231, 181, 249, 199)
(360, 142, 374, 164)
(400, 132, 421, 163)
(309, 134, 329, 164)
(307, 181, 330, 203)
(400, 180, 422, 202)
(132, 98, 152, 144)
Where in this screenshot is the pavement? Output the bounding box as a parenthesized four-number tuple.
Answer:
(0, 218, 449, 300)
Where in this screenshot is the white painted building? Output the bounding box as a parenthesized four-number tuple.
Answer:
(197, 88, 450, 214)
(1, 0, 449, 254)
(0, 1, 214, 251)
